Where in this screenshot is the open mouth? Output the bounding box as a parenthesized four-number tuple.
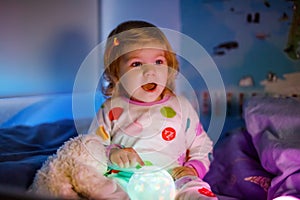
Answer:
(141, 83, 157, 92)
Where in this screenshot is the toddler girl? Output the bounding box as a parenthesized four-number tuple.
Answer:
(88, 20, 217, 200)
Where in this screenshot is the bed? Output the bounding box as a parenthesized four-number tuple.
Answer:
(204, 95, 300, 200)
(0, 93, 103, 199)
(0, 93, 299, 199)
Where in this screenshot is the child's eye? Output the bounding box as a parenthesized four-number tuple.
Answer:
(131, 61, 143, 67)
(155, 59, 165, 65)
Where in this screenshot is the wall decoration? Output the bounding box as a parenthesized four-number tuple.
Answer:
(180, 0, 300, 97)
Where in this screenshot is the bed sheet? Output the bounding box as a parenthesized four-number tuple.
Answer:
(0, 92, 102, 198)
(204, 96, 300, 200)
(0, 119, 86, 190)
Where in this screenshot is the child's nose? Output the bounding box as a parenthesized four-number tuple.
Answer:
(143, 64, 156, 77)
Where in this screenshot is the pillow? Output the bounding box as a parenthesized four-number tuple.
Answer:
(1, 92, 104, 128)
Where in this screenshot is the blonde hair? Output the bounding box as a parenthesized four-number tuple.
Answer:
(102, 20, 179, 97)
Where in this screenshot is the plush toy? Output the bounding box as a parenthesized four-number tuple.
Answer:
(28, 134, 129, 200)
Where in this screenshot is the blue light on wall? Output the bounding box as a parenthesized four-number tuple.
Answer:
(0, 0, 100, 97)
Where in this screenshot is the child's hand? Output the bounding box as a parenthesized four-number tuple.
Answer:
(170, 166, 198, 180)
(110, 147, 145, 168)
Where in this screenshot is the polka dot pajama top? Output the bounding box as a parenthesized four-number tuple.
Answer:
(88, 95, 213, 178)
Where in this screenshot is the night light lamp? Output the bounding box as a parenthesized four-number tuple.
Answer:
(127, 166, 176, 200)
(273, 196, 300, 200)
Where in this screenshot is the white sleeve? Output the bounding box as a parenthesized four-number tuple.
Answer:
(180, 96, 213, 171)
(87, 100, 112, 146)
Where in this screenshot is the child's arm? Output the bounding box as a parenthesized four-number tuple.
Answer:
(179, 96, 213, 179)
(87, 101, 112, 145)
(169, 166, 198, 180)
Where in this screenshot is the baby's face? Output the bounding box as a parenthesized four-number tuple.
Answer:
(119, 48, 169, 103)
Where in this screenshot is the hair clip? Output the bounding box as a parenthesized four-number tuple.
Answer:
(113, 37, 120, 46)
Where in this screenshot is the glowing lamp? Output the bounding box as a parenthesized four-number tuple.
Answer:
(273, 196, 300, 200)
(127, 166, 176, 200)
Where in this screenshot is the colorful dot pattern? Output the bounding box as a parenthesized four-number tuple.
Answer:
(198, 187, 216, 197)
(196, 123, 204, 136)
(96, 125, 109, 141)
(95, 98, 206, 168)
(160, 106, 176, 118)
(108, 107, 123, 121)
(185, 118, 191, 132)
(99, 103, 204, 141)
